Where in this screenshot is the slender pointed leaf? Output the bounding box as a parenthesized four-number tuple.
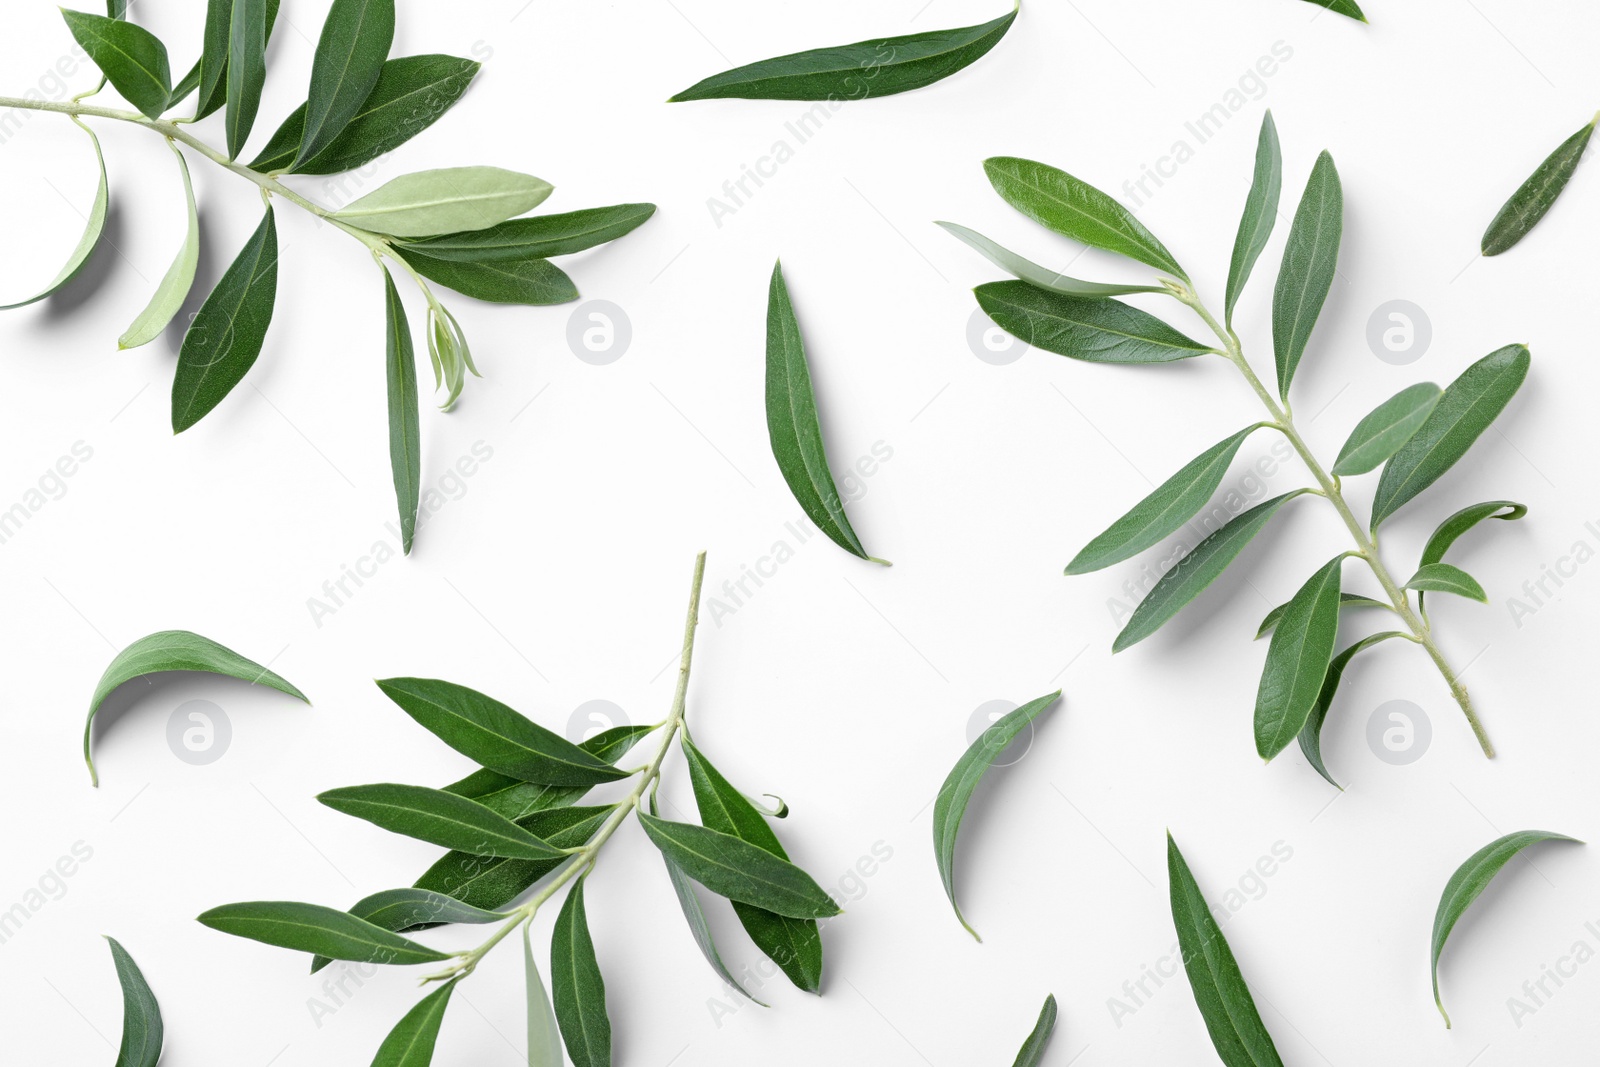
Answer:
(1482, 116, 1597, 256)
(1371, 345, 1530, 529)
(318, 783, 568, 860)
(1298, 632, 1404, 788)
(224, 0, 268, 158)
(172, 206, 279, 432)
(1255, 556, 1344, 760)
(372, 980, 456, 1067)
(1301, 0, 1367, 20)
(400, 204, 657, 261)
(61, 10, 170, 118)
(443, 725, 652, 820)
(1011, 994, 1057, 1067)
(106, 937, 162, 1067)
(85, 629, 307, 786)
(393, 249, 578, 306)
(197, 901, 450, 964)
(1226, 111, 1282, 325)
(669, 6, 1016, 102)
(168, 61, 200, 110)
(1405, 563, 1487, 602)
(1332, 382, 1442, 476)
(332, 167, 552, 237)
(195, 0, 281, 120)
(311, 889, 504, 973)
(1114, 491, 1310, 652)
(933, 690, 1061, 940)
(1432, 831, 1583, 1027)
(120, 143, 200, 348)
(1256, 591, 1389, 639)
(1067, 425, 1264, 575)
(381, 268, 421, 552)
(295, 0, 397, 168)
(0, 122, 107, 310)
(551, 880, 610, 1067)
(1420, 501, 1527, 569)
(1272, 150, 1342, 399)
(637, 812, 841, 919)
(937, 222, 1164, 298)
(975, 282, 1210, 364)
(411, 806, 609, 918)
(525, 924, 565, 1067)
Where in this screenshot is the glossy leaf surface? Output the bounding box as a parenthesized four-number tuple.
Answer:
(975, 282, 1210, 364)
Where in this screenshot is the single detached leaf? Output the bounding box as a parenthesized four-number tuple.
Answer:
(120, 143, 200, 348)
(1420, 501, 1527, 569)
(1254, 556, 1344, 760)
(1066, 425, 1264, 575)
(683, 735, 819, 993)
(399, 204, 656, 261)
(332, 167, 553, 238)
(525, 924, 565, 1067)
(1168, 834, 1285, 1066)
(296, 0, 396, 169)
(61, 10, 171, 118)
(225, 0, 268, 158)
(1256, 591, 1388, 639)
(1405, 563, 1487, 603)
(1011, 994, 1057, 1067)
(411, 806, 608, 917)
(393, 249, 578, 306)
(1482, 115, 1597, 256)
(442, 725, 652, 821)
(1114, 491, 1309, 652)
(85, 629, 307, 786)
(376, 678, 629, 787)
(372, 980, 456, 1067)
(172, 206, 280, 432)
(985, 156, 1187, 278)
(1301, 0, 1367, 20)
(933, 690, 1061, 940)
(1432, 831, 1583, 1027)
(766, 261, 881, 562)
(250, 55, 480, 174)
(1272, 150, 1342, 399)
(669, 6, 1016, 102)
(551, 880, 611, 1067)
(1331, 382, 1442, 476)
(318, 783, 568, 860)
(1226, 111, 1282, 326)
(1297, 632, 1403, 788)
(106, 937, 162, 1067)
(381, 268, 421, 553)
(195, 0, 281, 120)
(637, 811, 842, 919)
(0, 122, 107, 310)
(311, 889, 504, 973)
(938, 221, 1165, 298)
(1371, 345, 1530, 530)
(197, 901, 450, 964)
(975, 282, 1210, 364)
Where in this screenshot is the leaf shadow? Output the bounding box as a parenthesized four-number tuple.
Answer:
(39, 200, 128, 321)
(162, 202, 227, 356)
(88, 671, 299, 775)
(1435, 839, 1584, 991)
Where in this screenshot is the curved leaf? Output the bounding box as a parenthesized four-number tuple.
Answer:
(61, 10, 170, 118)
(311, 889, 504, 973)
(318, 783, 568, 860)
(120, 143, 200, 349)
(85, 629, 307, 786)
(1255, 556, 1344, 760)
(637, 812, 841, 919)
(525, 924, 565, 1067)
(1011, 994, 1057, 1067)
(932, 690, 1061, 940)
(1301, 0, 1367, 19)
(1226, 111, 1282, 325)
(937, 221, 1164, 298)
(399, 204, 656, 261)
(1297, 631, 1405, 789)
(1432, 831, 1583, 1027)
(0, 122, 107, 310)
(669, 6, 1016, 102)
(1420, 500, 1527, 569)
(106, 937, 162, 1067)
(1331, 382, 1442, 476)
(1482, 115, 1597, 256)
(371, 979, 456, 1067)
(1371, 345, 1530, 530)
(1405, 562, 1487, 603)
(975, 282, 1210, 364)
(197, 901, 450, 964)
(1114, 491, 1310, 652)
(1067, 425, 1264, 575)
(1272, 150, 1342, 399)
(224, 0, 268, 158)
(394, 249, 577, 306)
(381, 268, 420, 552)
(984, 156, 1187, 278)
(296, 0, 396, 169)
(1256, 591, 1388, 639)
(551, 879, 610, 1067)
(332, 167, 552, 238)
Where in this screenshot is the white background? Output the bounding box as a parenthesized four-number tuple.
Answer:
(2, 0, 1597, 1063)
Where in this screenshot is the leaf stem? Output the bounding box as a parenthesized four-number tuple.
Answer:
(1172, 287, 1494, 758)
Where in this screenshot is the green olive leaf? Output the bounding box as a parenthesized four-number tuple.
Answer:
(85, 629, 307, 786)
(1371, 345, 1530, 530)
(525, 924, 565, 1067)
(0, 121, 107, 310)
(194, 0, 281, 120)
(669, 5, 1016, 102)
(1255, 555, 1344, 760)
(1067, 425, 1266, 575)
(766, 260, 884, 563)
(295, 0, 396, 168)
(332, 167, 553, 238)
(1301, 0, 1367, 20)
(984, 156, 1187, 278)
(1330, 382, 1442, 476)
(1114, 491, 1311, 652)
(310, 889, 504, 973)
(317, 783, 570, 860)
(637, 811, 842, 919)
(933, 690, 1061, 940)
(551, 879, 611, 1067)
(197, 901, 450, 964)
(399, 204, 656, 261)
(60, 10, 171, 119)
(1482, 115, 1597, 256)
(119, 143, 200, 349)
(1419, 501, 1527, 569)
(106, 937, 163, 1067)
(371, 979, 457, 1067)
(1271, 150, 1342, 399)
(224, 0, 268, 158)
(937, 221, 1164, 298)
(381, 267, 421, 553)
(1432, 831, 1584, 1027)
(975, 282, 1211, 364)
(1405, 562, 1487, 603)
(1225, 111, 1282, 326)
(172, 205, 280, 432)
(1255, 591, 1389, 639)
(392, 249, 578, 306)
(442, 726, 652, 821)
(1297, 632, 1405, 789)
(1168, 834, 1285, 1067)
(411, 806, 609, 918)
(1011, 993, 1057, 1067)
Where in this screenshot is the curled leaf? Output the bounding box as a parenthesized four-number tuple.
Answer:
(106, 937, 163, 1067)
(1011, 993, 1057, 1067)
(120, 142, 200, 349)
(1, 122, 107, 310)
(1419, 501, 1527, 569)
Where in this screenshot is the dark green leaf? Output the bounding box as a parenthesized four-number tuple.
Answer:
(1114, 491, 1309, 652)
(1371, 345, 1530, 529)
(1405, 563, 1487, 602)
(0, 123, 107, 310)
(393, 249, 578, 306)
(197, 901, 450, 964)
(399, 204, 656, 261)
(984, 156, 1187, 278)
(1297, 632, 1403, 789)
(318, 783, 569, 860)
(61, 10, 170, 119)
(376, 678, 629, 786)
(225, 0, 267, 158)
(106, 937, 162, 1067)
(637, 812, 842, 919)
(371, 979, 456, 1067)
(1255, 591, 1389, 639)
(1168, 834, 1285, 1066)
(937, 222, 1165, 298)
(442, 725, 652, 820)
(1419, 501, 1527, 569)
(1432, 831, 1583, 1027)
(250, 55, 481, 174)
(1226, 111, 1282, 326)
(85, 629, 307, 786)
(933, 691, 1061, 940)
(1011, 994, 1057, 1067)
(411, 806, 609, 918)
(311, 889, 504, 973)
(194, 0, 281, 120)
(106, 0, 127, 16)
(551, 879, 610, 1067)
(172, 206, 279, 432)
(296, 0, 396, 169)
(1271, 150, 1342, 399)
(525, 924, 565, 1067)
(1482, 116, 1597, 256)
(669, 6, 1016, 102)
(975, 282, 1210, 364)
(1066, 425, 1264, 575)
(766, 261, 883, 563)
(684, 734, 819, 993)
(168, 61, 200, 109)
(1301, 0, 1367, 20)
(1331, 382, 1442, 476)
(1255, 556, 1344, 760)
(381, 268, 420, 553)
